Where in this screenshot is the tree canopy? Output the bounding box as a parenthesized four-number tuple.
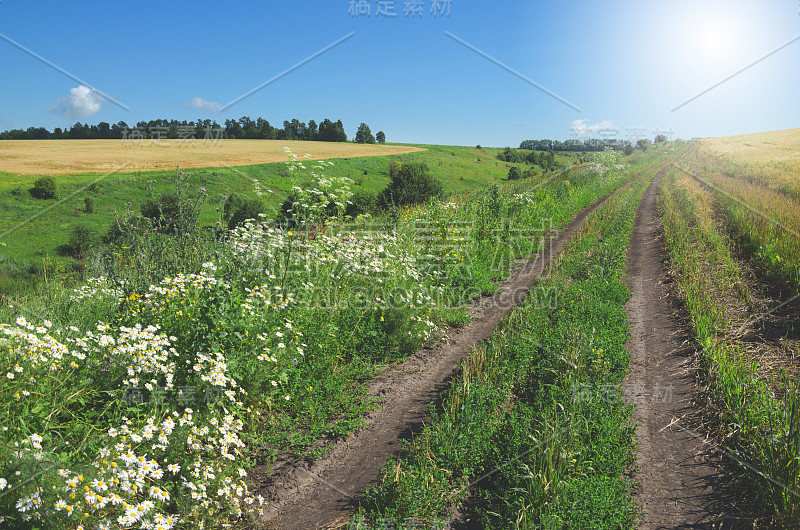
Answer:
(0, 116, 380, 143)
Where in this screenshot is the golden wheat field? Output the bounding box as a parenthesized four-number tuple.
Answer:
(699, 128, 800, 163)
(698, 128, 800, 195)
(0, 139, 425, 175)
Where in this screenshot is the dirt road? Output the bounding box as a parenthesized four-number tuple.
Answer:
(624, 167, 735, 528)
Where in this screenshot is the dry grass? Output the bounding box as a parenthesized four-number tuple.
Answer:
(701, 128, 800, 163)
(699, 128, 800, 196)
(0, 139, 425, 175)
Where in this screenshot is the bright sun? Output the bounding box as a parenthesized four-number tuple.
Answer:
(695, 22, 732, 58)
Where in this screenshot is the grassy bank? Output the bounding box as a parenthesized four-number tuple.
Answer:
(0, 142, 560, 296)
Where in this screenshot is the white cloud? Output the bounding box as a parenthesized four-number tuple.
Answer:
(49, 85, 103, 121)
(187, 96, 221, 114)
(570, 119, 617, 139)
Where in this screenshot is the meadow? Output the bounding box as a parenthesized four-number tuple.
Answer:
(661, 130, 800, 525)
(0, 141, 607, 529)
(2, 131, 796, 528)
(689, 131, 800, 293)
(0, 141, 544, 296)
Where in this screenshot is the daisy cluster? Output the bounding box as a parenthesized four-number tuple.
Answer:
(0, 314, 263, 528)
(227, 222, 443, 314)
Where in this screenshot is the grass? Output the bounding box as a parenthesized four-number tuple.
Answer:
(355, 147, 676, 528)
(659, 162, 800, 526)
(690, 130, 800, 293)
(0, 142, 551, 296)
(0, 147, 624, 529)
(698, 128, 800, 198)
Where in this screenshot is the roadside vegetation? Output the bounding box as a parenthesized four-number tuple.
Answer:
(355, 148, 677, 528)
(0, 143, 554, 297)
(0, 144, 633, 528)
(660, 154, 800, 526)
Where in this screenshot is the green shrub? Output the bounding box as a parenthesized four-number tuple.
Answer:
(141, 191, 181, 225)
(84, 196, 95, 214)
(345, 189, 377, 218)
(223, 193, 265, 229)
(31, 175, 58, 199)
(61, 224, 97, 258)
(377, 162, 444, 209)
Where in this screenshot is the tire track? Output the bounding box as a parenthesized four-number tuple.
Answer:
(624, 165, 736, 528)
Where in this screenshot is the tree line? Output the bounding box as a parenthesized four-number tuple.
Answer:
(519, 138, 634, 152)
(496, 147, 557, 171)
(0, 117, 386, 143)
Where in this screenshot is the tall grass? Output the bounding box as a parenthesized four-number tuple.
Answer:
(659, 166, 800, 525)
(687, 146, 800, 294)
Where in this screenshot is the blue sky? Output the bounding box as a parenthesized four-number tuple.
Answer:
(1, 0, 798, 146)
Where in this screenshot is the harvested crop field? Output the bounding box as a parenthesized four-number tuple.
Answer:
(0, 139, 424, 175)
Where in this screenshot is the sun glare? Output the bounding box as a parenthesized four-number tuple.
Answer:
(694, 21, 732, 59)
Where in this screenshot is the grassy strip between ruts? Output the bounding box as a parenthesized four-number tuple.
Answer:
(658, 164, 800, 526)
(353, 153, 669, 528)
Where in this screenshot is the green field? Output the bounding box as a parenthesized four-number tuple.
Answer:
(0, 142, 566, 295)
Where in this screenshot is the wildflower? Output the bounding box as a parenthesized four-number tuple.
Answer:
(16, 496, 33, 512)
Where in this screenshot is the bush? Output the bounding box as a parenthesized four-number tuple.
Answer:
(623, 144, 634, 156)
(60, 224, 97, 258)
(346, 189, 378, 218)
(30, 175, 58, 199)
(141, 192, 181, 224)
(508, 166, 522, 180)
(377, 162, 444, 209)
(84, 196, 95, 214)
(223, 193, 265, 229)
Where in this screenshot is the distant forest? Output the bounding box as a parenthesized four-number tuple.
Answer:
(519, 138, 632, 152)
(0, 117, 385, 143)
